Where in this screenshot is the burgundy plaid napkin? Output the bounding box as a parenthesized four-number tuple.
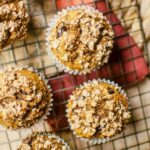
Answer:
(47, 0, 149, 130)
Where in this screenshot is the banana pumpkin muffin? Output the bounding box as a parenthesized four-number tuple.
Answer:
(17, 132, 71, 150)
(0, 66, 52, 129)
(67, 79, 131, 142)
(47, 6, 114, 74)
(0, 0, 29, 49)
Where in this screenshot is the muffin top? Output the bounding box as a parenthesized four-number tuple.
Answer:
(67, 80, 131, 139)
(17, 132, 71, 150)
(0, 66, 52, 129)
(0, 0, 29, 49)
(49, 8, 114, 73)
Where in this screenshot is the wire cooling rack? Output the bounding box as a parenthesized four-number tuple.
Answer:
(0, 0, 150, 150)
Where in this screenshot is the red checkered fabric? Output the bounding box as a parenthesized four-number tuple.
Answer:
(47, 0, 149, 130)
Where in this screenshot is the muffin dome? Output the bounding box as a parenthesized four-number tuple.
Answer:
(0, 66, 52, 129)
(48, 6, 114, 74)
(17, 132, 71, 150)
(67, 79, 131, 140)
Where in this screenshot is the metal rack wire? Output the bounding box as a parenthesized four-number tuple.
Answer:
(0, 0, 150, 150)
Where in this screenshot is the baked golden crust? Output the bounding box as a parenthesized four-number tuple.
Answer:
(17, 132, 71, 150)
(0, 0, 29, 49)
(67, 80, 131, 139)
(0, 66, 52, 129)
(49, 9, 114, 73)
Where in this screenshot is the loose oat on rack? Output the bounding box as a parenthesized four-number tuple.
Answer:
(48, 6, 114, 74)
(0, 0, 29, 49)
(67, 79, 131, 141)
(0, 66, 52, 130)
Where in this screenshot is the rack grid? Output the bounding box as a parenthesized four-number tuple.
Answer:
(0, 0, 150, 150)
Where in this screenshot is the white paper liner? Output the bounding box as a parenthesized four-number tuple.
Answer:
(0, 65, 53, 132)
(66, 78, 131, 144)
(46, 5, 114, 75)
(18, 132, 71, 150)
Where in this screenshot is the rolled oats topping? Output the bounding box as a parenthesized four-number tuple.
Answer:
(49, 8, 114, 73)
(0, 0, 29, 49)
(67, 79, 131, 139)
(17, 132, 71, 150)
(0, 66, 52, 129)
(0, 0, 14, 6)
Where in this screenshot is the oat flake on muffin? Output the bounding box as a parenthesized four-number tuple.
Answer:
(17, 132, 71, 150)
(48, 6, 114, 74)
(0, 66, 52, 130)
(67, 79, 131, 141)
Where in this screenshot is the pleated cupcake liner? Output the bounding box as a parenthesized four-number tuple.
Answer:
(17, 131, 71, 150)
(66, 78, 131, 145)
(46, 5, 114, 75)
(0, 65, 53, 133)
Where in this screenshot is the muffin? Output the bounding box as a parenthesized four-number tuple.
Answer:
(17, 132, 71, 150)
(67, 79, 131, 143)
(0, 0, 29, 49)
(47, 5, 114, 74)
(0, 66, 53, 129)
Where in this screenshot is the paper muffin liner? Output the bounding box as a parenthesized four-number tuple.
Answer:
(0, 65, 53, 132)
(46, 5, 114, 75)
(66, 78, 131, 144)
(17, 132, 71, 150)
